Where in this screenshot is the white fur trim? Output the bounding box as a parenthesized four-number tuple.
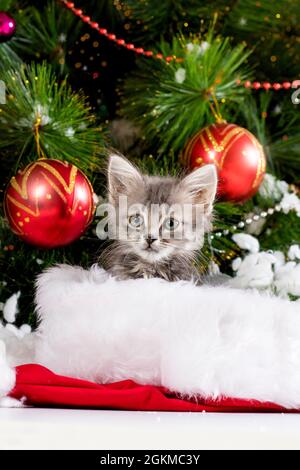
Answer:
(35, 264, 300, 409)
(0, 396, 24, 408)
(0, 341, 16, 399)
(3, 291, 20, 323)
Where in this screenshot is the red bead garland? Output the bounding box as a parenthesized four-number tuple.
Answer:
(60, 0, 299, 91)
(61, 0, 161, 60)
(240, 79, 296, 90)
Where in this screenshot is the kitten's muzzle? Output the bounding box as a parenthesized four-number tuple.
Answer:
(145, 236, 158, 251)
(146, 236, 157, 247)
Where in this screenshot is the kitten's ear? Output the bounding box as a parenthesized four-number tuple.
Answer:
(180, 164, 218, 214)
(108, 154, 143, 202)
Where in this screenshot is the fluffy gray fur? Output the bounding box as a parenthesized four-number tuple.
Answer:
(99, 154, 218, 283)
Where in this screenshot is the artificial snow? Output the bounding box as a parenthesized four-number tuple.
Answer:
(232, 233, 259, 253)
(3, 291, 20, 323)
(175, 68, 186, 84)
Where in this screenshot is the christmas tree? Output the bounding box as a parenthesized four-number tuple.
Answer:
(0, 0, 300, 328)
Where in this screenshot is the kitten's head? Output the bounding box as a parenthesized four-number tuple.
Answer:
(107, 154, 217, 263)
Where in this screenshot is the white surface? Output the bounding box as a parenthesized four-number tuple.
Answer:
(0, 408, 300, 450)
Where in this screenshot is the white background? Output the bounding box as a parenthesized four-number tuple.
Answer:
(1, 408, 300, 449)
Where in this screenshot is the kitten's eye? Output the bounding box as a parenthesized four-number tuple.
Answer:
(163, 217, 179, 231)
(129, 214, 144, 228)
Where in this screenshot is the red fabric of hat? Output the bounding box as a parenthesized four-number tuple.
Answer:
(9, 364, 294, 412)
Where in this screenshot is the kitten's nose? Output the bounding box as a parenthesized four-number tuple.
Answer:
(146, 235, 157, 246)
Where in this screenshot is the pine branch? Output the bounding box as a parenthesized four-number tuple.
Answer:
(269, 136, 300, 182)
(226, 0, 299, 36)
(225, 0, 300, 79)
(0, 0, 13, 10)
(121, 0, 233, 43)
(6, 1, 82, 73)
(215, 92, 300, 182)
(120, 31, 252, 156)
(259, 211, 300, 252)
(0, 42, 22, 71)
(0, 62, 105, 176)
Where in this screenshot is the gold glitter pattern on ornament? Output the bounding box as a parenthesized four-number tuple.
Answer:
(6, 194, 40, 217)
(181, 129, 204, 166)
(5, 160, 84, 222)
(41, 171, 68, 204)
(205, 127, 225, 152)
(37, 161, 78, 195)
(10, 164, 37, 200)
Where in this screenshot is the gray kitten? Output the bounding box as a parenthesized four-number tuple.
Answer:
(99, 154, 217, 283)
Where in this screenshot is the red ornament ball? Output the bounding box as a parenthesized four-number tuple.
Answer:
(0, 12, 16, 43)
(4, 159, 95, 248)
(182, 122, 266, 202)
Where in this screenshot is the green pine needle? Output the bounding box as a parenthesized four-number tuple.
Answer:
(8, 1, 82, 74)
(122, 0, 231, 43)
(120, 32, 252, 156)
(0, 0, 13, 10)
(0, 62, 105, 175)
